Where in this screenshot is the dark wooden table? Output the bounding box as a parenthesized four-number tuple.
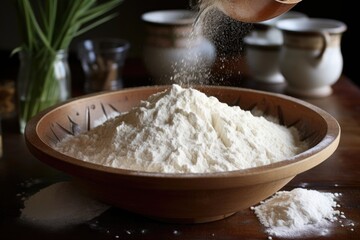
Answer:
(1, 69, 359, 239)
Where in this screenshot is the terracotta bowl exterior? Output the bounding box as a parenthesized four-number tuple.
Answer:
(25, 85, 340, 223)
(216, 0, 301, 23)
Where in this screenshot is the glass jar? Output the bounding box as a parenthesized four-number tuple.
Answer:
(17, 50, 71, 134)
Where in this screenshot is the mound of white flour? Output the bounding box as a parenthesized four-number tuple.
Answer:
(55, 84, 307, 173)
(253, 188, 341, 237)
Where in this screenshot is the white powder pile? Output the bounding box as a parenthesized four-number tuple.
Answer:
(253, 188, 341, 238)
(55, 84, 308, 173)
(20, 181, 109, 229)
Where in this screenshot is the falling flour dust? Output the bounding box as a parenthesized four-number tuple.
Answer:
(20, 181, 109, 229)
(168, 0, 253, 86)
(55, 84, 308, 173)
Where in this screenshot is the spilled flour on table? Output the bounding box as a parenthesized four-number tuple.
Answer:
(251, 188, 354, 238)
(20, 181, 109, 229)
(54, 84, 308, 173)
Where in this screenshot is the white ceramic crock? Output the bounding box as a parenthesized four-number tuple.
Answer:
(250, 11, 308, 44)
(276, 18, 347, 98)
(244, 37, 284, 84)
(141, 10, 216, 85)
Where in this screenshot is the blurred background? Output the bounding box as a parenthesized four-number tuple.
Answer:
(0, 0, 356, 87)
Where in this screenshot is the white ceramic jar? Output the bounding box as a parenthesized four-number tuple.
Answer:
(244, 36, 284, 83)
(276, 18, 347, 98)
(250, 11, 308, 44)
(141, 10, 216, 85)
(243, 11, 307, 84)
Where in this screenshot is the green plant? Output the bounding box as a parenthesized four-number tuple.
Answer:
(14, 0, 123, 133)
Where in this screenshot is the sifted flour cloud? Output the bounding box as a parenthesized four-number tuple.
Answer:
(55, 84, 308, 173)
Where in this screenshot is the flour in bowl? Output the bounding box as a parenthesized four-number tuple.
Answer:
(55, 84, 308, 173)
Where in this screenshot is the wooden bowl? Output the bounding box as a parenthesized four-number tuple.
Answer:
(25, 85, 340, 223)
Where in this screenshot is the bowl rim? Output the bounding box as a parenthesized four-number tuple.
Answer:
(275, 18, 347, 34)
(25, 85, 340, 188)
(141, 9, 196, 26)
